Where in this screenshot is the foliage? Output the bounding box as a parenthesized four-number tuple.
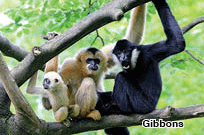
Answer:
(0, 0, 203, 135)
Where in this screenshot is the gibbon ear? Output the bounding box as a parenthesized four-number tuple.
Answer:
(78, 57, 82, 63)
(76, 54, 82, 63)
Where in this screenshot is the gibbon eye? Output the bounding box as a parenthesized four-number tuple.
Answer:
(54, 79, 59, 83)
(86, 58, 92, 64)
(95, 58, 100, 64)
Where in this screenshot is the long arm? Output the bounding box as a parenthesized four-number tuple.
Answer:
(101, 5, 147, 68)
(44, 55, 59, 73)
(147, 0, 185, 62)
(26, 71, 47, 96)
(125, 4, 146, 45)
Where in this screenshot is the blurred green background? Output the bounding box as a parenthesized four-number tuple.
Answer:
(0, 0, 203, 134)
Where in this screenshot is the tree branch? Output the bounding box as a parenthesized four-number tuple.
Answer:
(44, 104, 204, 134)
(0, 53, 40, 125)
(0, 35, 28, 61)
(0, 15, 203, 80)
(181, 16, 204, 34)
(185, 50, 204, 65)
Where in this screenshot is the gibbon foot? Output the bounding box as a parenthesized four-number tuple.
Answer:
(86, 110, 101, 120)
(54, 106, 68, 122)
(68, 104, 80, 118)
(62, 119, 71, 127)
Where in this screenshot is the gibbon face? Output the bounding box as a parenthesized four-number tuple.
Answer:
(77, 47, 108, 76)
(113, 39, 140, 72)
(43, 71, 65, 92)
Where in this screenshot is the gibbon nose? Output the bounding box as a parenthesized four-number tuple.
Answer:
(121, 61, 129, 67)
(88, 64, 98, 71)
(43, 78, 50, 89)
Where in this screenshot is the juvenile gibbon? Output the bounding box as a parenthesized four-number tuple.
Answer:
(27, 71, 72, 122)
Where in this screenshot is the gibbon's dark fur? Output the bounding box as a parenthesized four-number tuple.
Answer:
(96, 0, 185, 118)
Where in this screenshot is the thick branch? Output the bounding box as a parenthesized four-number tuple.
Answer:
(45, 104, 204, 134)
(0, 35, 28, 61)
(0, 53, 40, 125)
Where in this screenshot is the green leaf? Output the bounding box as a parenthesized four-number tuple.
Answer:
(15, 16, 22, 24)
(24, 24, 32, 28)
(44, 0, 48, 7)
(40, 14, 49, 22)
(23, 28, 29, 34)
(17, 31, 23, 37)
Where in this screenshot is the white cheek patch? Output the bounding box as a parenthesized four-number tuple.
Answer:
(112, 54, 122, 68)
(131, 48, 140, 70)
(86, 64, 90, 70)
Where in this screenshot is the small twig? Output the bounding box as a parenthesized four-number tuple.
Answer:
(96, 30, 105, 46)
(91, 30, 105, 46)
(88, 0, 105, 46)
(185, 50, 204, 66)
(182, 16, 204, 34)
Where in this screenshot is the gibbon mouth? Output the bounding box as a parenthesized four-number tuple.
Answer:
(121, 61, 130, 70)
(123, 65, 130, 70)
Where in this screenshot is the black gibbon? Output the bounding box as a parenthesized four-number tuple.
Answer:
(97, 0, 185, 116)
(27, 71, 72, 122)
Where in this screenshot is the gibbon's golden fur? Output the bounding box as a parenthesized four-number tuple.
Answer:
(28, 4, 147, 121)
(44, 47, 108, 120)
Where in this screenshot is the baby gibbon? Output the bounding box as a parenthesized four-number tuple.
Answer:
(43, 72, 69, 122)
(27, 71, 74, 122)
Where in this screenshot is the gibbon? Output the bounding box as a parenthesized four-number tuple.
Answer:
(42, 47, 109, 120)
(97, 1, 185, 135)
(106, 0, 185, 114)
(27, 71, 72, 122)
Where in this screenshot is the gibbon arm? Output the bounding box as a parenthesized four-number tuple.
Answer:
(44, 55, 59, 73)
(101, 4, 147, 68)
(146, 0, 186, 62)
(125, 4, 147, 45)
(26, 71, 46, 96)
(75, 77, 101, 120)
